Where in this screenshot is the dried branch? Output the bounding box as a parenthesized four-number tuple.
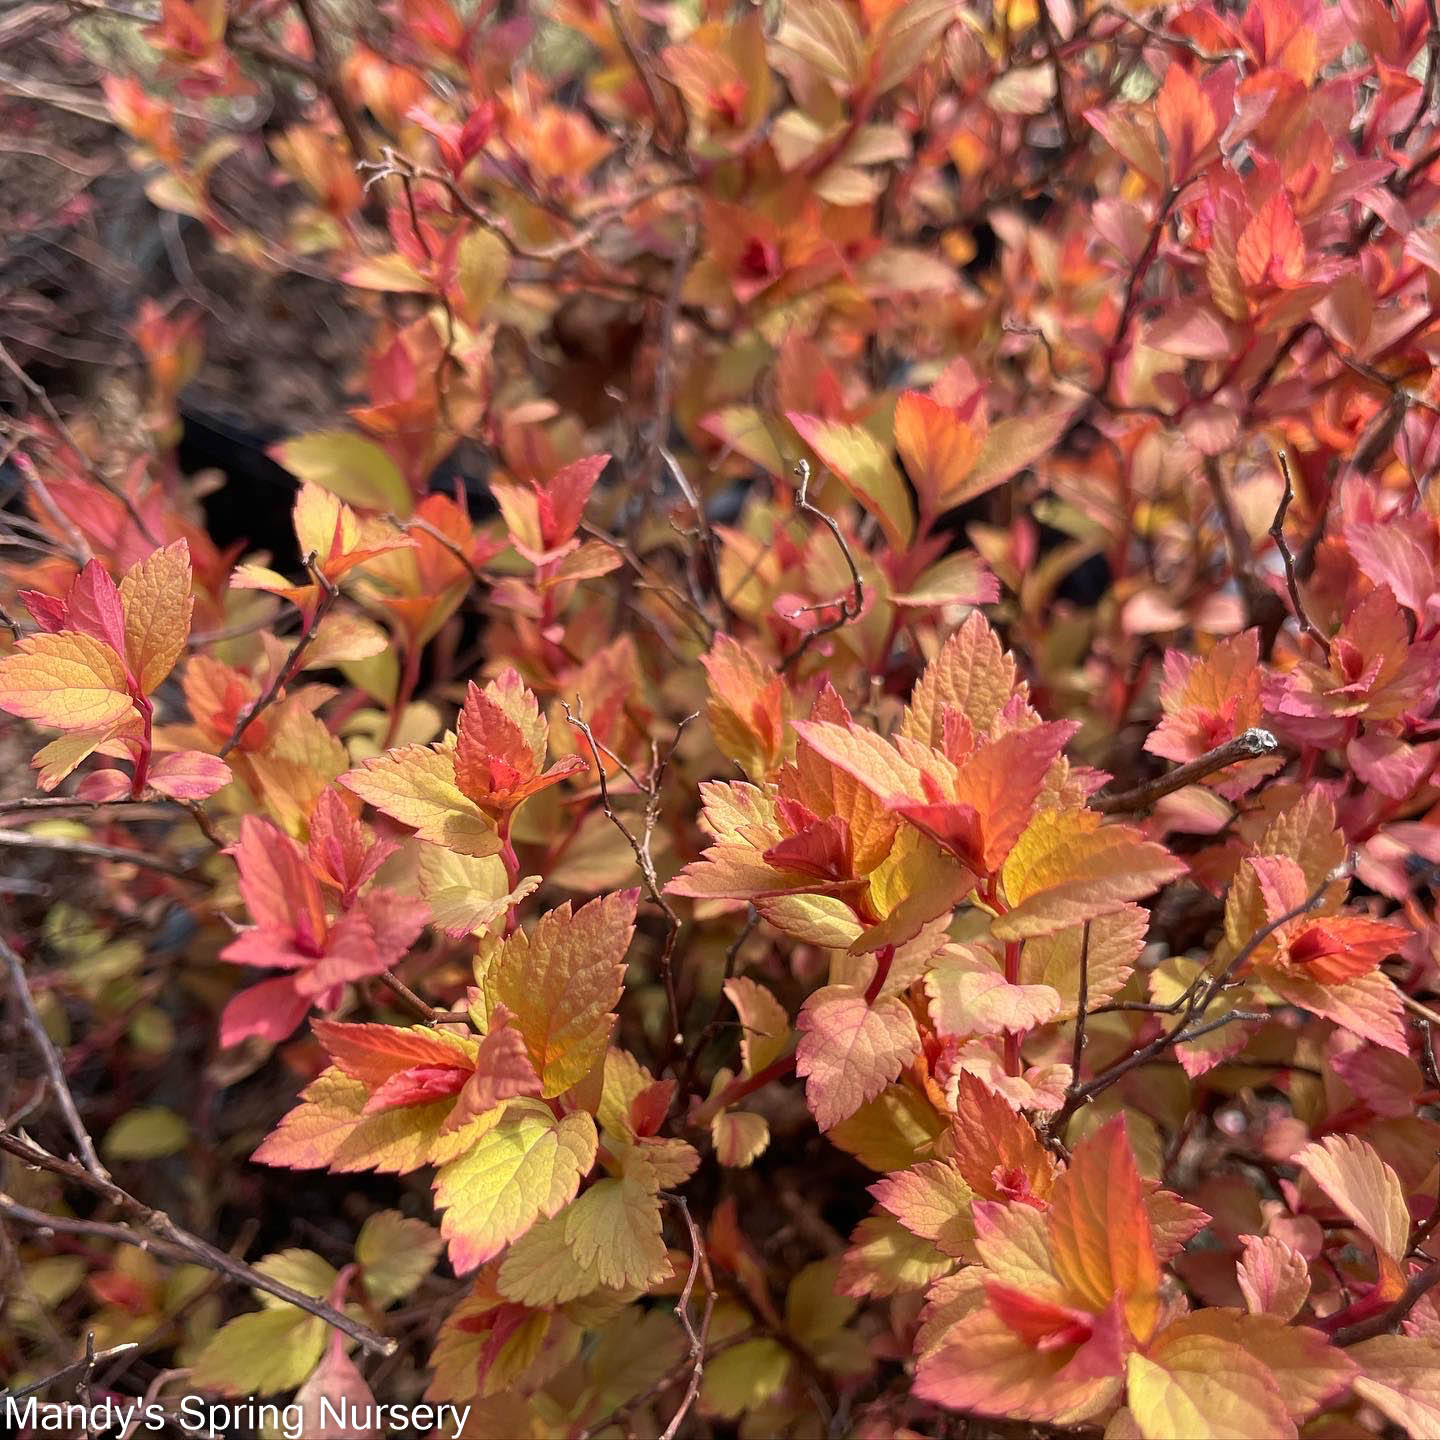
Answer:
(1090, 727, 1278, 814)
(1334, 1260, 1440, 1345)
(659, 1194, 717, 1440)
(1, 933, 110, 1180)
(0, 341, 160, 549)
(0, 829, 204, 879)
(1048, 876, 1334, 1135)
(219, 554, 338, 756)
(0, 1132, 396, 1356)
(0, 1338, 138, 1403)
(290, 0, 372, 165)
(1272, 454, 1331, 656)
(376, 970, 447, 1025)
(780, 459, 866, 674)
(357, 147, 683, 262)
(565, 703, 695, 1074)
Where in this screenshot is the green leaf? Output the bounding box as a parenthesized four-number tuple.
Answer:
(189, 1307, 327, 1397)
(786, 412, 916, 550)
(357, 1211, 443, 1307)
(103, 1107, 190, 1160)
(272, 431, 412, 517)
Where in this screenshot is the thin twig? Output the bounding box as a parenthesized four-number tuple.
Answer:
(0, 1133, 396, 1356)
(1, 933, 110, 1180)
(1334, 1260, 1440, 1345)
(219, 555, 338, 756)
(780, 459, 865, 674)
(1049, 876, 1334, 1134)
(0, 830, 203, 879)
(0, 341, 159, 548)
(565, 703, 695, 1073)
(659, 1194, 716, 1440)
(0, 1339, 138, 1402)
(1272, 454, 1331, 656)
(1090, 728, 1278, 814)
(1068, 921, 1091, 1085)
(290, 0, 372, 165)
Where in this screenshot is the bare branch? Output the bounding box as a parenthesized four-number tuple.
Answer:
(780, 459, 866, 674)
(0, 829, 203, 879)
(1, 933, 110, 1180)
(219, 554, 339, 757)
(0, 1133, 396, 1357)
(1090, 728, 1278, 814)
(1334, 1260, 1440, 1345)
(1272, 454, 1331, 656)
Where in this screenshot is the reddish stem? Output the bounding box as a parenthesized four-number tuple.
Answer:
(129, 693, 153, 798)
(693, 1048, 797, 1127)
(383, 641, 423, 750)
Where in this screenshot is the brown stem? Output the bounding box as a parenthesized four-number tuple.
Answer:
(1272, 453, 1331, 656)
(1, 933, 110, 1181)
(1334, 1261, 1440, 1345)
(1090, 727, 1278, 814)
(0, 1133, 396, 1356)
(290, 0, 373, 166)
(0, 830, 203, 880)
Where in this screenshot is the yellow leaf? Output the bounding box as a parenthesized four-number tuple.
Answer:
(433, 1101, 597, 1272)
(563, 1173, 672, 1291)
(1297, 1133, 1412, 1263)
(356, 1211, 442, 1307)
(453, 228, 509, 325)
(189, 1306, 326, 1397)
(119, 540, 192, 694)
(722, 975, 791, 1075)
(341, 743, 500, 857)
(827, 1083, 944, 1171)
(902, 611, 1020, 745)
(251, 1067, 452, 1175)
(0, 631, 133, 730)
(1126, 1338, 1295, 1440)
(996, 808, 1186, 941)
(711, 1107, 770, 1167)
(478, 890, 638, 1097)
(273, 430, 412, 517)
(787, 413, 916, 550)
(1350, 1335, 1440, 1437)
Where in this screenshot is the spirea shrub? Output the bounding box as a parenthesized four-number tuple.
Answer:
(2, 0, 1440, 1435)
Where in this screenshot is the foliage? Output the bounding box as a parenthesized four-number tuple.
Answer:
(2, 0, 1440, 1435)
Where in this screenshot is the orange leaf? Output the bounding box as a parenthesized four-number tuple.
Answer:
(0, 631, 134, 731)
(1048, 1116, 1161, 1343)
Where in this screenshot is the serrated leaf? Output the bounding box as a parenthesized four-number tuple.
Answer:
(1236, 1234, 1311, 1320)
(796, 984, 921, 1130)
(1050, 1116, 1161, 1343)
(1126, 1339, 1294, 1440)
(341, 743, 500, 857)
(251, 1067, 452, 1175)
(356, 1211, 443, 1307)
(994, 808, 1186, 941)
(478, 890, 638, 1097)
(1350, 1335, 1440, 1436)
(0, 631, 133, 730)
(433, 1102, 596, 1271)
(871, 1160, 977, 1259)
(1297, 1133, 1411, 1262)
(563, 1173, 672, 1291)
(118, 540, 192, 694)
(903, 611, 1020, 746)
